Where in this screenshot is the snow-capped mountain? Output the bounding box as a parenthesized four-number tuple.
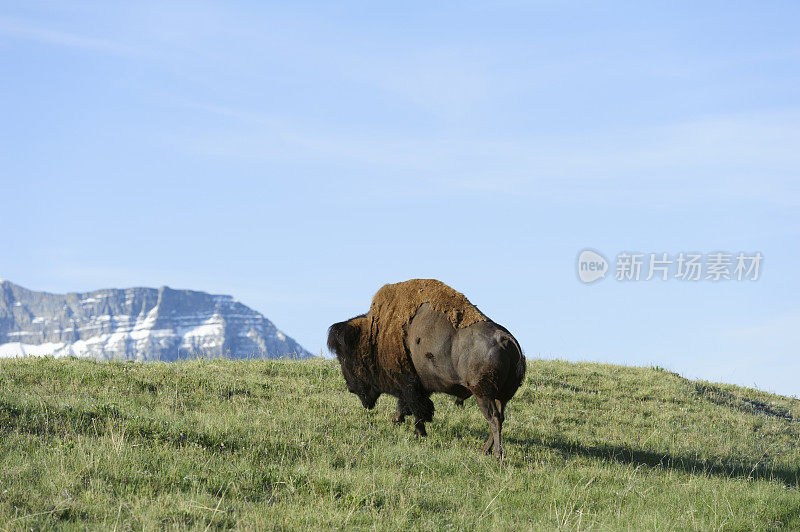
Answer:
(0, 280, 312, 361)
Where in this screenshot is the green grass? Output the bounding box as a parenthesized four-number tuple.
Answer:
(1, 357, 799, 530)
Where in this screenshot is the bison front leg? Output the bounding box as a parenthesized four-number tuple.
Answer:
(391, 397, 412, 424)
(412, 399, 434, 437)
(400, 386, 434, 438)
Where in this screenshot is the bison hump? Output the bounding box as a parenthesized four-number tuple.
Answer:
(368, 279, 487, 373)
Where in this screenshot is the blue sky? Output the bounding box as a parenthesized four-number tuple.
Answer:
(1, 2, 798, 395)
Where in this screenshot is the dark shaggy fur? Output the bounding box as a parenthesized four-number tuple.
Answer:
(328, 279, 526, 459)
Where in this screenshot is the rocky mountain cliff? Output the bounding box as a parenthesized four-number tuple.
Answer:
(0, 280, 312, 361)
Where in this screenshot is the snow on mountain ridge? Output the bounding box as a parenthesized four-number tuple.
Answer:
(0, 281, 312, 361)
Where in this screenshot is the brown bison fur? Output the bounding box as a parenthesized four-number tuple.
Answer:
(369, 278, 488, 370)
(328, 279, 525, 459)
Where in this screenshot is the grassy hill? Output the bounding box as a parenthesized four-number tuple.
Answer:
(1, 357, 799, 530)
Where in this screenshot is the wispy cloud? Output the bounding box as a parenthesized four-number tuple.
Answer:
(0, 16, 135, 56)
(164, 100, 800, 208)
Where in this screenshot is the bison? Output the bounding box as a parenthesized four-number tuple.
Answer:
(327, 279, 525, 459)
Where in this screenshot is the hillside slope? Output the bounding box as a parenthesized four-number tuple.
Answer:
(0, 358, 798, 529)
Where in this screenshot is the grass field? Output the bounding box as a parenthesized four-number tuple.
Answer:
(1, 356, 799, 530)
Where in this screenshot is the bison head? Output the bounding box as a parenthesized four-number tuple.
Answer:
(327, 316, 380, 409)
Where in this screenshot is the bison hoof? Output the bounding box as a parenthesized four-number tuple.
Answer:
(390, 412, 405, 424)
(414, 425, 427, 438)
(455, 398, 465, 408)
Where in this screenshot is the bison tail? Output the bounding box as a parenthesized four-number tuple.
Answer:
(495, 334, 526, 403)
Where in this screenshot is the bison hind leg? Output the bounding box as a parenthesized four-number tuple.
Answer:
(482, 433, 494, 454)
(476, 396, 505, 460)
